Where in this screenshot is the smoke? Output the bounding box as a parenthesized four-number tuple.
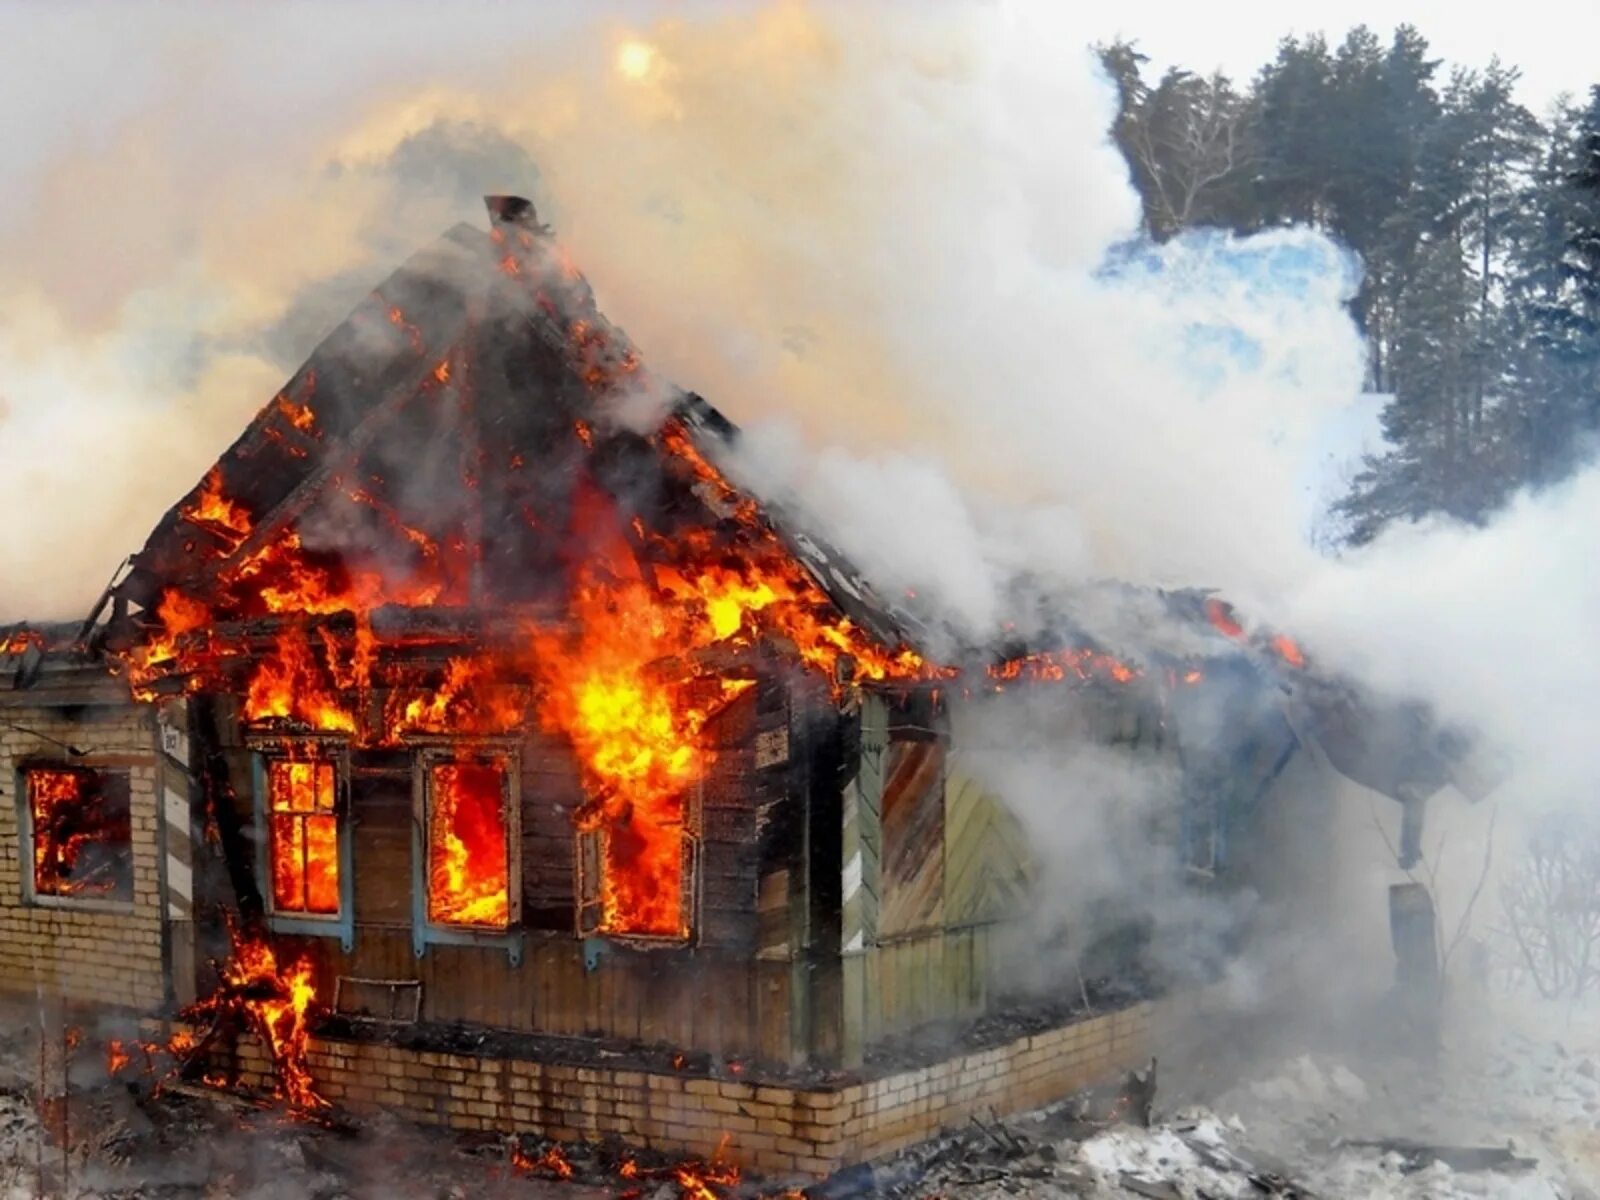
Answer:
(2, 2, 1592, 1015)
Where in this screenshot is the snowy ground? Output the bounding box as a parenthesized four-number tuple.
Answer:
(912, 999, 1600, 1200)
(2, 998, 1598, 1199)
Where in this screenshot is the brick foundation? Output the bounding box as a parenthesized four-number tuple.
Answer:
(213, 994, 1195, 1178)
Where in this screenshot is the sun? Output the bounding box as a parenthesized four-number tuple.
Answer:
(615, 39, 657, 82)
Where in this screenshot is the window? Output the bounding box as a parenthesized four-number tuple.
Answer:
(265, 758, 340, 915)
(22, 765, 133, 904)
(251, 741, 351, 943)
(418, 749, 519, 932)
(575, 797, 700, 943)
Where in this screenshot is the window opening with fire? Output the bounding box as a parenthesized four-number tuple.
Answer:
(418, 749, 519, 932)
(21, 765, 134, 904)
(251, 742, 352, 942)
(266, 758, 340, 915)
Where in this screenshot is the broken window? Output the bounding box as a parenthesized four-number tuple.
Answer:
(420, 751, 518, 930)
(23, 766, 134, 903)
(576, 791, 700, 942)
(265, 758, 341, 916)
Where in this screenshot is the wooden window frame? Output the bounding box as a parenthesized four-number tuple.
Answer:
(15, 760, 136, 913)
(248, 737, 354, 950)
(410, 742, 523, 965)
(575, 782, 702, 948)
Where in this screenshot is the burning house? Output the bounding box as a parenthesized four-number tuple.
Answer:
(0, 197, 1488, 1177)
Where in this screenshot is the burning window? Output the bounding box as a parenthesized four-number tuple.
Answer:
(265, 758, 341, 916)
(421, 752, 517, 930)
(23, 766, 134, 903)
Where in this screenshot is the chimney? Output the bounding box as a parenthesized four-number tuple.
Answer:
(485, 195, 538, 230)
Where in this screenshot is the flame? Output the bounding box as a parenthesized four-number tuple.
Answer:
(106, 1040, 130, 1075)
(181, 467, 254, 552)
(384, 656, 527, 743)
(272, 393, 317, 434)
(175, 924, 324, 1111)
(267, 758, 340, 915)
(1269, 633, 1306, 668)
(244, 626, 357, 733)
(1205, 597, 1245, 640)
(511, 1143, 574, 1179)
(986, 648, 1139, 686)
(26, 767, 130, 898)
(529, 512, 759, 937)
(674, 1138, 740, 1200)
(427, 758, 510, 927)
(0, 629, 44, 655)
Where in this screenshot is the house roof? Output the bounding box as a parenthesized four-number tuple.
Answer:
(113, 197, 917, 658)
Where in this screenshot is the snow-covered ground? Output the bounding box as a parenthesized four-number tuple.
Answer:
(2, 998, 1597, 1199)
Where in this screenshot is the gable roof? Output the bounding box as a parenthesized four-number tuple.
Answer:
(114, 197, 917, 666)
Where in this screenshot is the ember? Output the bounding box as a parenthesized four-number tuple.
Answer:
(986, 648, 1139, 686)
(26, 766, 133, 901)
(426, 757, 510, 927)
(1271, 633, 1306, 668)
(510, 1142, 574, 1179)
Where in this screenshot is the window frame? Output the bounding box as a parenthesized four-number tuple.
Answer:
(410, 741, 523, 965)
(15, 759, 136, 913)
(575, 781, 702, 947)
(248, 737, 354, 950)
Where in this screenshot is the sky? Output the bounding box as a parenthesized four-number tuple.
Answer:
(1102, 0, 1595, 111)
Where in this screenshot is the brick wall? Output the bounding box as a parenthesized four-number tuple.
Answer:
(218, 995, 1192, 1179)
(0, 704, 166, 1011)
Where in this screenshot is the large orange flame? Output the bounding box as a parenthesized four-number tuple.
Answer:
(427, 758, 511, 927)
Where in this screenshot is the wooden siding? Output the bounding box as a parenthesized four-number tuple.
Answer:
(878, 740, 945, 937)
(943, 759, 1033, 926)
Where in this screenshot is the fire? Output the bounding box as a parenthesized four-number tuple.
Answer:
(26, 767, 132, 899)
(272, 393, 317, 434)
(244, 625, 357, 734)
(987, 648, 1139, 686)
(105, 1040, 130, 1075)
(183, 926, 326, 1112)
(181, 467, 254, 552)
(674, 1138, 740, 1200)
(510, 1143, 574, 1179)
(0, 629, 44, 655)
(529, 506, 764, 937)
(385, 656, 526, 742)
(266, 758, 340, 915)
(426, 758, 510, 927)
(1205, 597, 1245, 640)
(1270, 633, 1306, 668)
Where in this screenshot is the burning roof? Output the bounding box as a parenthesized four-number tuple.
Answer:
(4, 194, 1486, 820)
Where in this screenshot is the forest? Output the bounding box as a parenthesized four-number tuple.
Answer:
(1098, 28, 1600, 543)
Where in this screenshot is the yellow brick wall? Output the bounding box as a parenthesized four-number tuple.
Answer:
(217, 996, 1178, 1178)
(0, 704, 166, 1011)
